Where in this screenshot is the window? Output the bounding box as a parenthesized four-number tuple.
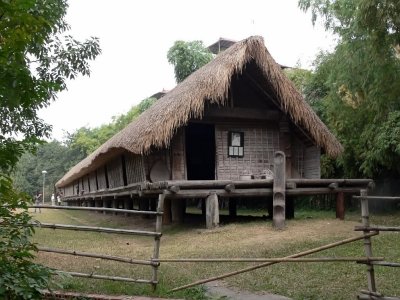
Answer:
(228, 131, 244, 157)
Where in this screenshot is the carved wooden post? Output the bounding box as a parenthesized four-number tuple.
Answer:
(206, 193, 219, 229)
(273, 151, 286, 229)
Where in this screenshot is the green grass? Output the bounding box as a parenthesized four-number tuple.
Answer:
(30, 208, 400, 299)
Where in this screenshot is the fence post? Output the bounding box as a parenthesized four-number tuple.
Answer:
(360, 189, 377, 293)
(151, 193, 164, 290)
(273, 151, 286, 229)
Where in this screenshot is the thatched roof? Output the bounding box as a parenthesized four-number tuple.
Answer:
(56, 36, 343, 188)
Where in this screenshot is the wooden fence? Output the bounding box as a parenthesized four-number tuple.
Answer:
(29, 190, 399, 299)
(28, 193, 164, 290)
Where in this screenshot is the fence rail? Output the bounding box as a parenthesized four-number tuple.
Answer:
(32, 200, 164, 290)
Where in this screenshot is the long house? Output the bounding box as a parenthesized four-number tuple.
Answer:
(56, 36, 345, 227)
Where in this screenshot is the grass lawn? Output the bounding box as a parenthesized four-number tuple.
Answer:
(30, 207, 400, 299)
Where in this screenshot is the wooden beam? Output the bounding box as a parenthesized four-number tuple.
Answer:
(203, 107, 281, 121)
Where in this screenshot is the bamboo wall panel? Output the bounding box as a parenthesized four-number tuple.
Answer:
(64, 184, 74, 197)
(89, 172, 97, 192)
(171, 128, 186, 180)
(73, 181, 79, 195)
(107, 157, 124, 188)
(125, 153, 145, 184)
(292, 137, 305, 178)
(215, 124, 280, 180)
(97, 167, 107, 190)
(304, 145, 321, 179)
(83, 175, 90, 193)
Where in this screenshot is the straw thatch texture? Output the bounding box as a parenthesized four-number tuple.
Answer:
(56, 36, 342, 187)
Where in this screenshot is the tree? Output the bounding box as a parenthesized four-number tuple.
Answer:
(13, 141, 85, 197)
(0, 0, 100, 298)
(167, 40, 213, 83)
(299, 0, 400, 178)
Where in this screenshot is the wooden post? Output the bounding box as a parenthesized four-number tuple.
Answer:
(112, 198, 118, 216)
(162, 198, 172, 225)
(95, 199, 102, 213)
(123, 198, 132, 217)
(273, 151, 286, 229)
(139, 198, 150, 219)
(206, 193, 219, 229)
(360, 189, 377, 293)
(285, 197, 294, 219)
(102, 199, 107, 215)
(336, 191, 345, 220)
(151, 193, 164, 291)
(171, 200, 185, 223)
(229, 198, 237, 218)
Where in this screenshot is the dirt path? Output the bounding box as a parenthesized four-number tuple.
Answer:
(205, 281, 291, 300)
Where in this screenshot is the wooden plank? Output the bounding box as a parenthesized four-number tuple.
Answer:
(204, 107, 281, 121)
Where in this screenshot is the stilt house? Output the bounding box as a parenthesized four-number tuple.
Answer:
(56, 36, 343, 226)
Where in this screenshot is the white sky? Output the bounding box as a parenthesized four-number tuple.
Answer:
(39, 0, 335, 141)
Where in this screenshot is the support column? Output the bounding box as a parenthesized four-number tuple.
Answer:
(206, 193, 219, 229)
(171, 200, 185, 223)
(139, 198, 150, 219)
(285, 197, 294, 219)
(95, 199, 102, 213)
(273, 151, 286, 229)
(163, 198, 172, 225)
(336, 191, 345, 220)
(228, 198, 237, 218)
(102, 198, 107, 215)
(123, 198, 133, 217)
(112, 197, 118, 215)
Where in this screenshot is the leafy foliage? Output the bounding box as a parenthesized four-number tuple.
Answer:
(0, 0, 100, 298)
(0, 175, 51, 299)
(167, 40, 213, 83)
(299, 0, 400, 178)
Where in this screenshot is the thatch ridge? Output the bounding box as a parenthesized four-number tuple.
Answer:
(56, 36, 342, 187)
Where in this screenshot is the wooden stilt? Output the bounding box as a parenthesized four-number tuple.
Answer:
(112, 198, 118, 215)
(151, 193, 164, 291)
(162, 198, 172, 225)
(229, 198, 237, 218)
(171, 200, 184, 223)
(206, 193, 219, 229)
(285, 196, 294, 219)
(336, 191, 345, 220)
(102, 199, 107, 215)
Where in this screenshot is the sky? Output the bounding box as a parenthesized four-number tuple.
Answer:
(38, 0, 335, 141)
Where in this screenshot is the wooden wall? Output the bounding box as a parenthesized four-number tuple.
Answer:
(89, 172, 97, 192)
(215, 124, 280, 180)
(303, 145, 321, 179)
(170, 128, 186, 180)
(125, 153, 145, 184)
(106, 156, 124, 188)
(64, 184, 74, 197)
(97, 167, 107, 190)
(144, 149, 169, 181)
